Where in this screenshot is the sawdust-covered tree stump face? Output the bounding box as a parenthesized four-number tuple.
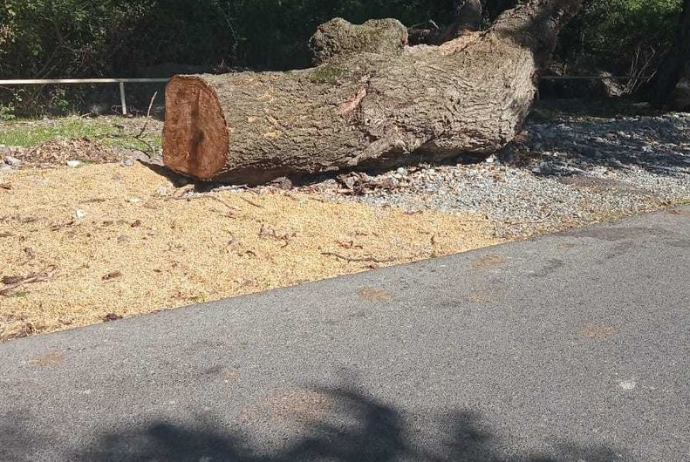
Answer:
(163, 76, 228, 180)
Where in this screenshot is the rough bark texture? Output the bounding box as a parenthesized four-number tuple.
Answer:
(645, 0, 690, 107)
(310, 18, 408, 65)
(163, 0, 583, 184)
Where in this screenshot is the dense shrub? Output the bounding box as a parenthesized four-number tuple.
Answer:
(557, 0, 683, 76)
(0, 0, 684, 115)
(0, 0, 447, 79)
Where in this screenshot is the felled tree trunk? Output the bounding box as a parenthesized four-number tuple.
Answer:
(163, 0, 583, 184)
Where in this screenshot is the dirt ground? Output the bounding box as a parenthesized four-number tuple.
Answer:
(0, 161, 501, 341)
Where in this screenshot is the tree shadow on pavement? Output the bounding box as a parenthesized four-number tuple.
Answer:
(71, 385, 633, 462)
(0, 410, 52, 462)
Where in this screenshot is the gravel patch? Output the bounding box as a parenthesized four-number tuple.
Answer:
(294, 113, 690, 238)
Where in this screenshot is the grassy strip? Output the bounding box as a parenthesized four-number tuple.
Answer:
(0, 116, 161, 151)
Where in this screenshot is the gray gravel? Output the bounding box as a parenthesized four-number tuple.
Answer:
(296, 113, 690, 238)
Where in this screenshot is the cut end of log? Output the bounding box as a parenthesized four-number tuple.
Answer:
(163, 76, 228, 180)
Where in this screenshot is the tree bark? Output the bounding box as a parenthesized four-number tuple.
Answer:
(309, 18, 408, 66)
(163, 0, 583, 184)
(645, 0, 690, 107)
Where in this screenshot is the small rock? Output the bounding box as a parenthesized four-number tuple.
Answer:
(66, 160, 82, 168)
(269, 176, 293, 190)
(155, 186, 168, 196)
(122, 157, 135, 167)
(315, 179, 339, 190)
(128, 197, 142, 204)
(75, 209, 87, 219)
(396, 167, 406, 175)
(4, 156, 21, 167)
(619, 380, 636, 390)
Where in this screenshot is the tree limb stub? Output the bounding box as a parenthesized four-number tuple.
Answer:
(309, 18, 408, 65)
(163, 0, 583, 184)
(408, 0, 483, 46)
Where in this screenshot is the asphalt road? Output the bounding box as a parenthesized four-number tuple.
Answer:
(1, 207, 689, 462)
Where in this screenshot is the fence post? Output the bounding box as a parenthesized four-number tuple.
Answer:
(119, 82, 128, 115)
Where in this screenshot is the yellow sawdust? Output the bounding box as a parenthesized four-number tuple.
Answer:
(0, 163, 501, 339)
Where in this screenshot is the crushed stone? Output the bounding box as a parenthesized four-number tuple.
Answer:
(280, 113, 690, 239)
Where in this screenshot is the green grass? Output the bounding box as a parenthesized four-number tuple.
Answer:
(0, 117, 117, 147)
(0, 116, 161, 152)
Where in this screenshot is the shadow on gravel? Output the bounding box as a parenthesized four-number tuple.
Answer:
(508, 113, 690, 177)
(65, 385, 633, 462)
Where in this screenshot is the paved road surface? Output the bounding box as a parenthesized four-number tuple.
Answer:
(1, 207, 689, 461)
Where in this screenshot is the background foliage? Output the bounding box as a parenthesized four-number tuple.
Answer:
(0, 0, 684, 115)
(557, 0, 682, 75)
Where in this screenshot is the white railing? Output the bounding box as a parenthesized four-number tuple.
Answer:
(0, 75, 653, 116)
(0, 78, 169, 115)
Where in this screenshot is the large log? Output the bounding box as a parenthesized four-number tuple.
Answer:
(163, 0, 583, 184)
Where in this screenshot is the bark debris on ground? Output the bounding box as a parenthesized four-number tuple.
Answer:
(0, 162, 496, 341)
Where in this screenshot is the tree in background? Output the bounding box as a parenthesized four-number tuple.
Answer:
(555, 0, 682, 81)
(645, 0, 690, 106)
(0, 0, 687, 114)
